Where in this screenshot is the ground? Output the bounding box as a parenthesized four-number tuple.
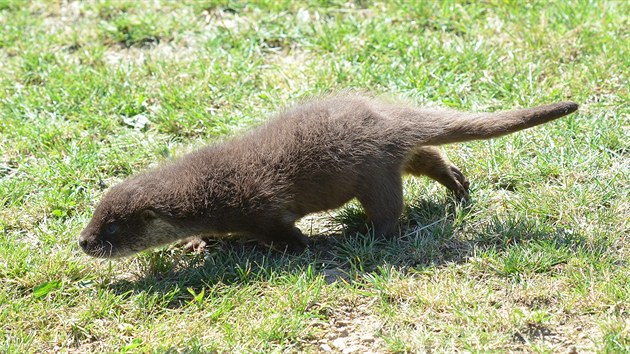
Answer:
(0, 1, 628, 353)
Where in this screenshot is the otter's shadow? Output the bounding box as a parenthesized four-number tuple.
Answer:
(108, 198, 602, 306)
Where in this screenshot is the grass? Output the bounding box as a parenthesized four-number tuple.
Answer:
(0, 0, 628, 352)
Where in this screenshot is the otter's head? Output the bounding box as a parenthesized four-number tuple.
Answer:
(78, 180, 185, 258)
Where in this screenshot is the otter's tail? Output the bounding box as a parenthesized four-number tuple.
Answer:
(412, 102, 579, 146)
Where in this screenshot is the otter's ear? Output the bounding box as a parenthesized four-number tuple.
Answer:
(141, 209, 158, 221)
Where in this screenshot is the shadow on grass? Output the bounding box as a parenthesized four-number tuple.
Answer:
(107, 197, 614, 305)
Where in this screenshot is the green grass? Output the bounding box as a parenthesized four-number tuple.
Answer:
(1, 1, 628, 352)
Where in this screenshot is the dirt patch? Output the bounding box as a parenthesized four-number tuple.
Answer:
(200, 8, 250, 31)
(296, 213, 342, 238)
(512, 320, 597, 354)
(310, 300, 388, 353)
(102, 41, 195, 67)
(40, 1, 85, 31)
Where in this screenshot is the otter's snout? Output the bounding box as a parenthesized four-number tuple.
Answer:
(78, 232, 98, 255)
(78, 235, 88, 250)
(78, 234, 98, 253)
(78, 231, 112, 258)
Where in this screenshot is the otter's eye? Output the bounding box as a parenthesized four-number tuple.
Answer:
(104, 223, 120, 236)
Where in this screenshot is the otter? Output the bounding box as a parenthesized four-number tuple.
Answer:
(78, 95, 578, 258)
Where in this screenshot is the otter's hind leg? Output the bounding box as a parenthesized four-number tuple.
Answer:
(356, 169, 404, 238)
(403, 146, 470, 200)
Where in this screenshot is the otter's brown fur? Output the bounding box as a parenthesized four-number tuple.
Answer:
(78, 95, 578, 258)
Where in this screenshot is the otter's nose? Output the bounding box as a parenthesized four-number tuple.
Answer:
(78, 236, 89, 250)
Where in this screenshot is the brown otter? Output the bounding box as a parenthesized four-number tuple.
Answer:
(78, 95, 578, 258)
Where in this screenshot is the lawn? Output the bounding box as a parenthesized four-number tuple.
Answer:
(0, 1, 628, 352)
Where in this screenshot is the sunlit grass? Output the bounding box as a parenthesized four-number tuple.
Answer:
(0, 1, 628, 352)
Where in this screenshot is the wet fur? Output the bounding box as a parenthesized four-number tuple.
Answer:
(79, 95, 578, 258)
